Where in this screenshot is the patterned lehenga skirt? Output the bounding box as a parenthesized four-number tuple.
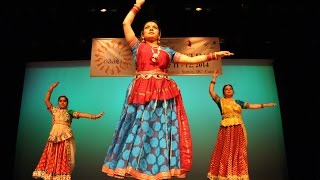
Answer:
(33, 124, 75, 180)
(207, 124, 249, 180)
(102, 78, 192, 180)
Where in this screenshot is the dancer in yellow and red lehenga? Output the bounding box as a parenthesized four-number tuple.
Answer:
(32, 82, 105, 180)
(207, 70, 277, 180)
(101, 0, 234, 179)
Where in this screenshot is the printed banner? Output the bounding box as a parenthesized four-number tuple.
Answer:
(90, 37, 221, 77)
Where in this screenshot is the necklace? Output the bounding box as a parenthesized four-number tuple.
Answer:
(151, 46, 161, 63)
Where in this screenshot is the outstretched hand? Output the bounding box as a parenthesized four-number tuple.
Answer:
(95, 112, 105, 120)
(216, 51, 234, 58)
(266, 103, 277, 107)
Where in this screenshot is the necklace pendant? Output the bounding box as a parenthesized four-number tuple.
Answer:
(151, 57, 157, 63)
(150, 46, 160, 63)
(151, 54, 158, 62)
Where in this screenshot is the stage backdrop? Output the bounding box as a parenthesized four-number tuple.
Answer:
(14, 59, 288, 180)
(90, 37, 221, 76)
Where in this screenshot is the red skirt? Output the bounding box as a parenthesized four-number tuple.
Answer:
(207, 124, 249, 180)
(32, 137, 75, 180)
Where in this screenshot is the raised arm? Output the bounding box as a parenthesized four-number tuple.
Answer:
(45, 82, 59, 111)
(123, 0, 145, 45)
(174, 51, 234, 64)
(73, 112, 105, 120)
(209, 69, 219, 100)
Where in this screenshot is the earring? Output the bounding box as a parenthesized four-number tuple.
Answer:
(157, 38, 160, 44)
(142, 37, 145, 42)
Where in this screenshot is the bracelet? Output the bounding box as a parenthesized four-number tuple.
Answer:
(131, 7, 139, 15)
(210, 80, 216, 84)
(131, 4, 141, 15)
(206, 52, 218, 61)
(261, 104, 264, 108)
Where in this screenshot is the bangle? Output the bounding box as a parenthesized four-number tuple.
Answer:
(206, 53, 213, 61)
(210, 80, 216, 84)
(131, 7, 139, 15)
(131, 4, 141, 15)
(206, 52, 218, 61)
(261, 104, 264, 108)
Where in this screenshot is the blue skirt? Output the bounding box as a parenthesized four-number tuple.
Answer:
(102, 82, 186, 179)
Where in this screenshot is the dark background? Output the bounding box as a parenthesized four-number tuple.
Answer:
(4, 0, 319, 179)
